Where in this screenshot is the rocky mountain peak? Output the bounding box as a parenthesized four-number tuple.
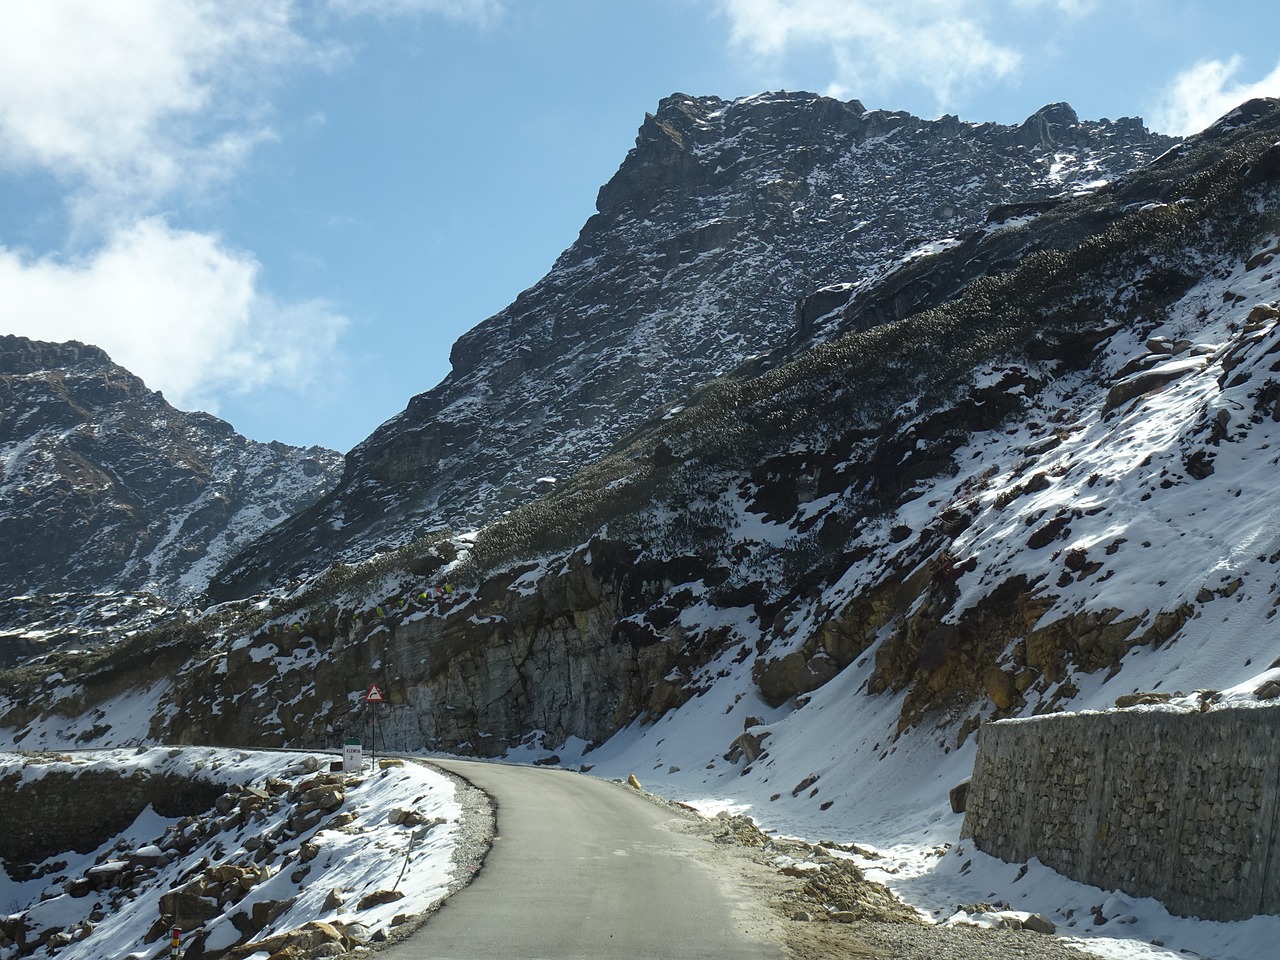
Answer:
(212, 91, 1178, 598)
(0, 335, 113, 377)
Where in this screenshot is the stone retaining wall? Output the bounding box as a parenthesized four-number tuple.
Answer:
(0, 762, 223, 876)
(960, 705, 1280, 921)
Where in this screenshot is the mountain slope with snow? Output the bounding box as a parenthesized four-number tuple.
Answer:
(212, 93, 1175, 598)
(0, 337, 343, 610)
(4, 97, 1280, 960)
(6, 98, 1275, 758)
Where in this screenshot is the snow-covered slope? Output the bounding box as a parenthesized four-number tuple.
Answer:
(0, 748, 463, 960)
(7, 99, 1276, 753)
(212, 93, 1175, 597)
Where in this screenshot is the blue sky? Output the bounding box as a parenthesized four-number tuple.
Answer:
(2, 0, 1279, 453)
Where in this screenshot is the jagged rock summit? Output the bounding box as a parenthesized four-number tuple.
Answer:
(213, 91, 1176, 598)
(0, 335, 343, 604)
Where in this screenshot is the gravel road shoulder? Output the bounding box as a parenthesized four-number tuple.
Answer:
(617, 779, 1106, 960)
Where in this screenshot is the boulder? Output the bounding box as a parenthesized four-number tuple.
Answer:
(1256, 679, 1280, 700)
(227, 920, 346, 960)
(356, 889, 406, 910)
(1114, 692, 1175, 708)
(724, 731, 769, 765)
(322, 887, 346, 910)
(1022, 913, 1057, 935)
(159, 890, 222, 926)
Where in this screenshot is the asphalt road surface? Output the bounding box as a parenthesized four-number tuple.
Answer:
(386, 758, 784, 960)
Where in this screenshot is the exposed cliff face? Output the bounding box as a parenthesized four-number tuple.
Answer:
(213, 92, 1176, 598)
(162, 540, 689, 753)
(0, 336, 344, 609)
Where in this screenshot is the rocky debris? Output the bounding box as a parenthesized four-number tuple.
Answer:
(699, 808, 920, 925)
(226, 920, 365, 960)
(1114, 691, 1177, 707)
(388, 807, 445, 830)
(0, 754, 440, 960)
(949, 905, 1058, 935)
(790, 855, 922, 926)
(711, 812, 770, 848)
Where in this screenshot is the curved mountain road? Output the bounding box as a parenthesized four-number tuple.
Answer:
(387, 758, 783, 960)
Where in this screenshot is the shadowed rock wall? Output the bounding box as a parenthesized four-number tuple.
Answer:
(0, 762, 223, 876)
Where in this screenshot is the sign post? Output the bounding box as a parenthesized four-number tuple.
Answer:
(364, 683, 385, 768)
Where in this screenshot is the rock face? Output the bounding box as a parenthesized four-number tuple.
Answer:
(0, 336, 343, 604)
(212, 93, 1176, 597)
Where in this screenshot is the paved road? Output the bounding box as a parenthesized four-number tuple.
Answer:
(387, 758, 783, 960)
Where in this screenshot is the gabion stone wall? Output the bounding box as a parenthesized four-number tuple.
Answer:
(961, 706, 1280, 921)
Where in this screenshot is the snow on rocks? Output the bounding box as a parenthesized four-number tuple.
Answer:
(0, 748, 463, 960)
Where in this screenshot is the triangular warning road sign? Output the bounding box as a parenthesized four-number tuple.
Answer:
(365, 683, 385, 703)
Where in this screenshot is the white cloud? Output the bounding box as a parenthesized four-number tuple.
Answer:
(0, 1, 315, 218)
(1010, 0, 1096, 15)
(716, 0, 1022, 109)
(326, 0, 501, 21)
(1151, 56, 1280, 136)
(0, 218, 349, 415)
(0, 0, 494, 435)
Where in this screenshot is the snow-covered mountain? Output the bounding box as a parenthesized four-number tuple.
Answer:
(211, 93, 1176, 598)
(7, 95, 1277, 754)
(5, 95, 1280, 960)
(0, 336, 343, 617)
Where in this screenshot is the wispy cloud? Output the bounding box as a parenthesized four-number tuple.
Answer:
(326, 0, 501, 22)
(1151, 56, 1280, 136)
(0, 218, 349, 414)
(716, 0, 1023, 109)
(1009, 0, 1097, 15)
